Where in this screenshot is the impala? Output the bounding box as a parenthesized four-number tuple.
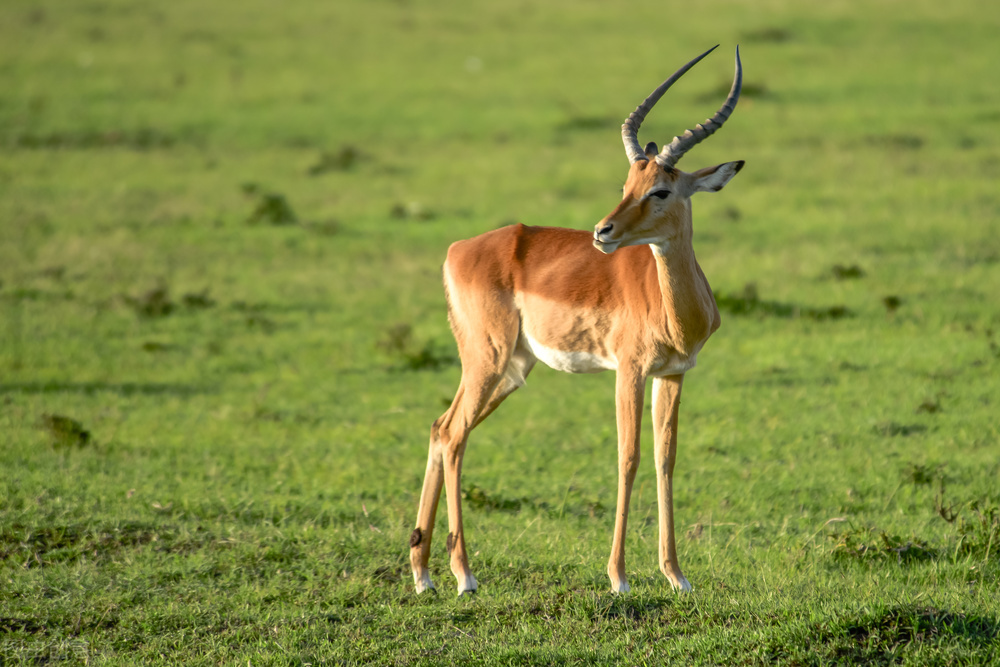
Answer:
(409, 45, 744, 595)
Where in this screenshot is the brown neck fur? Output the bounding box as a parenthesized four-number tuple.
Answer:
(650, 237, 716, 357)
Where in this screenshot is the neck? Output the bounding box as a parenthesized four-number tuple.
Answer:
(650, 239, 716, 357)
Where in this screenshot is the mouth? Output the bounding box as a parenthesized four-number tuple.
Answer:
(592, 234, 619, 254)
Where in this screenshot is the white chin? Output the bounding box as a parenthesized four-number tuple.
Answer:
(593, 240, 619, 254)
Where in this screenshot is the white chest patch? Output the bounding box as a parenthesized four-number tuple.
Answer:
(522, 332, 616, 374)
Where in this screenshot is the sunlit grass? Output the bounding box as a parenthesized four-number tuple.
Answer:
(1, 0, 998, 663)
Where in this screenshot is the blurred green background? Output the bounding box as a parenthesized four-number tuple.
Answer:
(2, 0, 998, 664)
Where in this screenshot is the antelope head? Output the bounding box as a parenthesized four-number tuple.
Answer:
(593, 46, 745, 254)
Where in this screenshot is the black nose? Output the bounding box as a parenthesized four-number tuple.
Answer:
(596, 223, 613, 236)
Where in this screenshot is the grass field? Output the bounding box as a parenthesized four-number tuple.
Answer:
(2, 0, 999, 664)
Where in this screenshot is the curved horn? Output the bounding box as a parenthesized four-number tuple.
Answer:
(657, 45, 742, 169)
(621, 45, 719, 164)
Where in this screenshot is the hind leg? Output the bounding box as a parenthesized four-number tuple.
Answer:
(473, 346, 535, 428)
(444, 343, 543, 593)
(410, 246, 532, 594)
(410, 369, 517, 593)
(410, 410, 449, 593)
(410, 341, 532, 595)
(437, 369, 500, 594)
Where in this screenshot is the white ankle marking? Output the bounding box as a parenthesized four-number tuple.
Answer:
(670, 576, 692, 593)
(414, 571, 435, 593)
(456, 573, 478, 596)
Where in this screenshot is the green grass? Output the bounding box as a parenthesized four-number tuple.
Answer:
(2, 0, 999, 663)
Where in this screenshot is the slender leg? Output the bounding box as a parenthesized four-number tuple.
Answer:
(652, 374, 691, 592)
(410, 374, 493, 595)
(472, 351, 535, 430)
(409, 405, 452, 593)
(607, 367, 645, 593)
(439, 369, 503, 595)
(409, 347, 529, 595)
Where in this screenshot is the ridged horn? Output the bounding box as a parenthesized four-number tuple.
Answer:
(621, 45, 719, 165)
(657, 46, 742, 169)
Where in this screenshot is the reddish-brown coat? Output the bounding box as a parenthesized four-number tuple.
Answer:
(444, 219, 719, 373)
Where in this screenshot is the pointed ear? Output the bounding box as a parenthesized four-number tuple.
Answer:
(691, 160, 745, 193)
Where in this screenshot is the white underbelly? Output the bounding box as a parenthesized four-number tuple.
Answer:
(647, 353, 698, 377)
(522, 332, 616, 374)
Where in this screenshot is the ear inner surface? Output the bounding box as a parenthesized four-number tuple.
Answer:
(692, 161, 745, 193)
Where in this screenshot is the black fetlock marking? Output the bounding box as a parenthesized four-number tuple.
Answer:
(446, 532, 456, 554)
(409, 527, 423, 548)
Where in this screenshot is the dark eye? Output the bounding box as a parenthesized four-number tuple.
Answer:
(651, 190, 670, 200)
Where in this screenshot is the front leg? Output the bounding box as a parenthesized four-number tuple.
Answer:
(652, 374, 692, 592)
(607, 367, 645, 593)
